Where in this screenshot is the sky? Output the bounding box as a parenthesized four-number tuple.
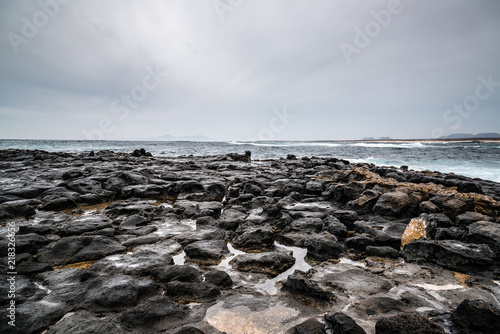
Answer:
(0, 0, 499, 141)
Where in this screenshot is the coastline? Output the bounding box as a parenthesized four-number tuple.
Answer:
(1, 149, 499, 333)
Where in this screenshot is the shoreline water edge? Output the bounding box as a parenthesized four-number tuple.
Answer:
(1, 149, 500, 333)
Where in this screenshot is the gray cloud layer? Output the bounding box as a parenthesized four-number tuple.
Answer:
(1, 0, 499, 140)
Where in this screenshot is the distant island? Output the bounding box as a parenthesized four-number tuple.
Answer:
(439, 132, 500, 139)
(357, 133, 500, 143)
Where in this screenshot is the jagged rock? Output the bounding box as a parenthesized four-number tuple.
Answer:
(322, 215, 348, 239)
(232, 225, 275, 252)
(131, 148, 152, 157)
(419, 201, 441, 213)
(373, 191, 412, 217)
(230, 251, 295, 278)
(466, 221, 500, 256)
(375, 312, 445, 334)
(282, 270, 334, 302)
(401, 214, 437, 247)
(218, 208, 247, 230)
(330, 210, 359, 229)
(346, 189, 381, 214)
(305, 232, 344, 261)
(286, 217, 324, 233)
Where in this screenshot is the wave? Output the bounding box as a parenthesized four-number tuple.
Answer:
(351, 142, 428, 149)
(230, 141, 342, 148)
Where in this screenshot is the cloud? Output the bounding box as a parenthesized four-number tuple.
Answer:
(0, 0, 499, 140)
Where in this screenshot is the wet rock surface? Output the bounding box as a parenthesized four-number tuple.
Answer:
(0, 149, 499, 333)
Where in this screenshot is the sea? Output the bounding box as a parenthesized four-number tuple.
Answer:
(1, 139, 500, 183)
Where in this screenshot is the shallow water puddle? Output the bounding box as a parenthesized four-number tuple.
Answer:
(218, 243, 246, 269)
(173, 251, 186, 265)
(205, 300, 303, 334)
(218, 242, 311, 295)
(254, 242, 311, 294)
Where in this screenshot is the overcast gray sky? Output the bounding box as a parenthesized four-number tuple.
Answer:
(1, 0, 499, 141)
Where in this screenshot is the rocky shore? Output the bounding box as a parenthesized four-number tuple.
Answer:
(1, 148, 500, 334)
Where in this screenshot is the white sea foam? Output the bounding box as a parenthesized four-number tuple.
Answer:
(351, 142, 428, 149)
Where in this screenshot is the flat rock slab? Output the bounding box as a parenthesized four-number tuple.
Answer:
(230, 251, 296, 278)
(403, 239, 495, 273)
(38, 236, 126, 267)
(184, 240, 229, 265)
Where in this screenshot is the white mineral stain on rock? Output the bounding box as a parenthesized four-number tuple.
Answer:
(339, 257, 366, 268)
(411, 283, 464, 291)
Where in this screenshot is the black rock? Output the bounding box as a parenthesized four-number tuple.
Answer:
(324, 312, 366, 334)
(346, 189, 381, 214)
(204, 270, 233, 290)
(0, 201, 36, 220)
(466, 221, 500, 256)
(37, 236, 126, 266)
(40, 197, 78, 211)
(373, 191, 412, 217)
(152, 265, 201, 283)
(92, 251, 174, 277)
(184, 240, 229, 265)
(305, 233, 344, 262)
(83, 275, 159, 312)
(232, 225, 275, 252)
(403, 239, 495, 273)
(120, 297, 188, 328)
(282, 270, 334, 302)
(451, 299, 500, 334)
(175, 327, 205, 334)
(375, 312, 445, 334)
(131, 148, 153, 157)
(165, 281, 220, 302)
(45, 310, 122, 334)
(230, 251, 295, 278)
(366, 246, 401, 259)
(286, 318, 326, 334)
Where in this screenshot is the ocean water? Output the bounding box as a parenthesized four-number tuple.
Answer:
(1, 139, 499, 183)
